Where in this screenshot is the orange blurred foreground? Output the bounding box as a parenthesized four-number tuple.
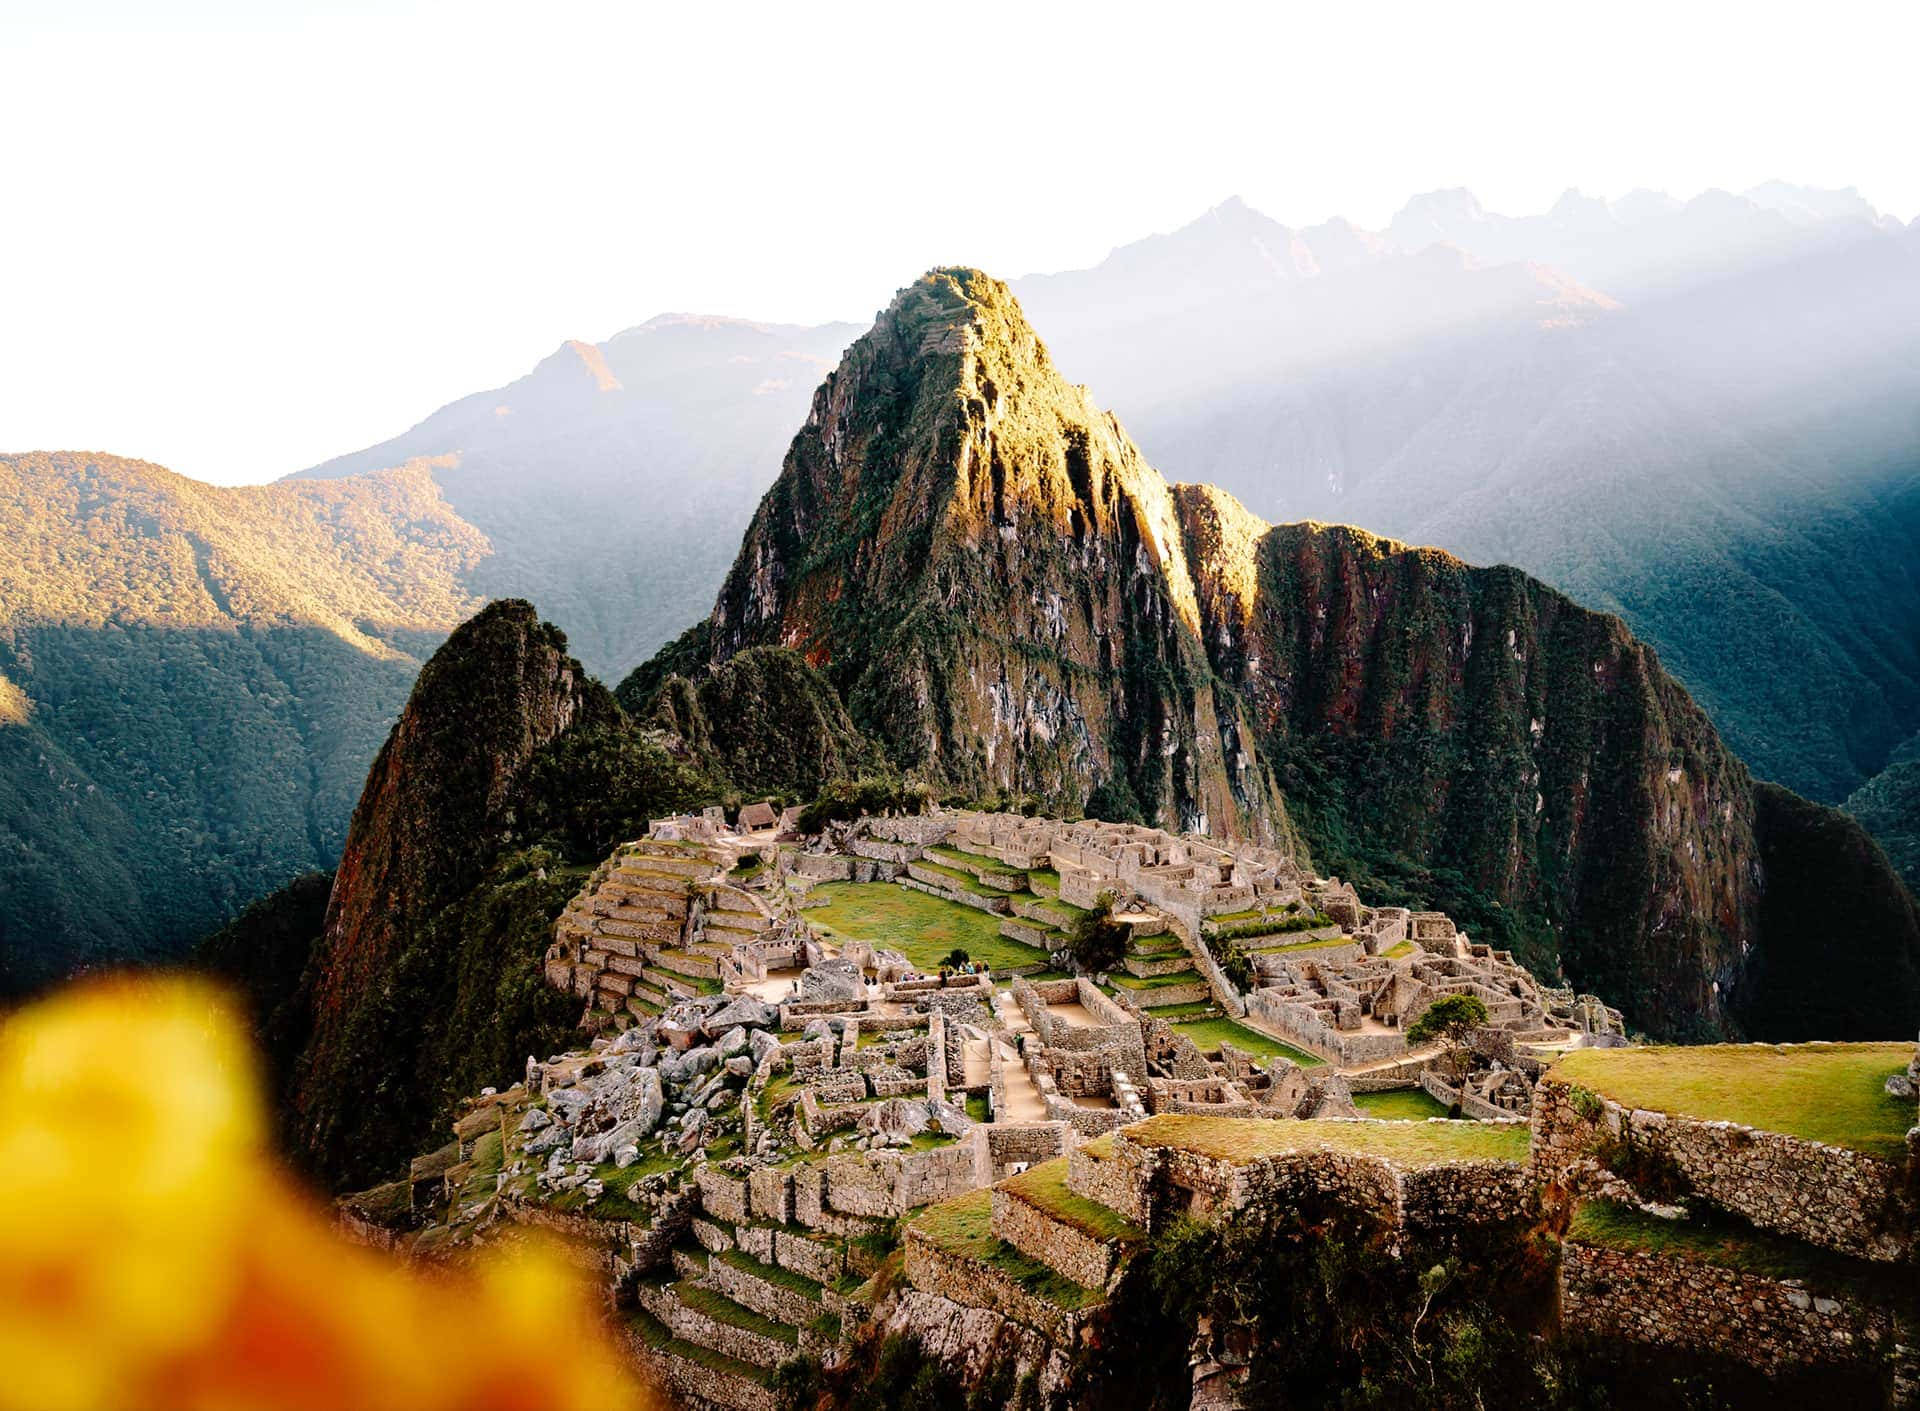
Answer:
(0, 976, 658, 1411)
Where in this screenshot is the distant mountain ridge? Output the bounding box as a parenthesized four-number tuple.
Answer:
(293, 313, 859, 680)
(1014, 182, 1920, 811)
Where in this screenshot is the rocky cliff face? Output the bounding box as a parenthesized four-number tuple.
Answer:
(292, 600, 615, 1183)
(632, 269, 1920, 1038)
(691, 268, 1285, 841)
(1178, 503, 1763, 1033)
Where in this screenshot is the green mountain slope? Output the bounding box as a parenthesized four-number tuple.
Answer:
(0, 451, 486, 993)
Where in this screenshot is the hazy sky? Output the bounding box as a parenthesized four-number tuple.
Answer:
(5, 0, 1917, 486)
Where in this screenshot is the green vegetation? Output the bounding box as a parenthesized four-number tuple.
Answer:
(1551, 1042, 1915, 1159)
(675, 1280, 799, 1344)
(1170, 1016, 1322, 1068)
(805, 881, 1044, 972)
(1066, 893, 1130, 973)
(1407, 992, 1490, 1080)
(0, 450, 484, 996)
(1123, 1113, 1530, 1165)
(1084, 1181, 1578, 1410)
(910, 1189, 1102, 1310)
(999, 1158, 1144, 1244)
(1355, 1088, 1452, 1121)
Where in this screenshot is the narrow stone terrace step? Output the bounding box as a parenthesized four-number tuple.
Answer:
(990, 1157, 1143, 1291)
(622, 1304, 776, 1411)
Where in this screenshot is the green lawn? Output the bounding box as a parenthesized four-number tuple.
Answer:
(1123, 1113, 1531, 1166)
(1552, 1043, 1915, 1160)
(1355, 1088, 1451, 1121)
(806, 881, 1046, 972)
(1171, 1016, 1322, 1068)
(910, 1189, 1103, 1309)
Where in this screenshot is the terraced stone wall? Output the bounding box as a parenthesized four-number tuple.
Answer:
(1560, 1242, 1904, 1382)
(1534, 1077, 1916, 1263)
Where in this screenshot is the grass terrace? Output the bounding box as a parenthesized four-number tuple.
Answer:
(911, 1189, 1103, 1311)
(911, 859, 1004, 898)
(805, 881, 1045, 972)
(1000, 1158, 1145, 1244)
(1567, 1200, 1913, 1305)
(1551, 1042, 1916, 1161)
(1355, 1088, 1452, 1121)
(1171, 1016, 1322, 1068)
(1123, 1113, 1531, 1166)
(925, 844, 1019, 875)
(623, 1305, 776, 1388)
(1108, 967, 1206, 991)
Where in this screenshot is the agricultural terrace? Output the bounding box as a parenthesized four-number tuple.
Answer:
(1551, 1043, 1916, 1160)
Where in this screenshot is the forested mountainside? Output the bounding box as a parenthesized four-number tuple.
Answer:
(0, 451, 485, 994)
(631, 269, 1920, 1040)
(1014, 190, 1920, 813)
(293, 314, 858, 680)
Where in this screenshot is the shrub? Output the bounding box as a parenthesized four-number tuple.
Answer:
(1068, 893, 1130, 973)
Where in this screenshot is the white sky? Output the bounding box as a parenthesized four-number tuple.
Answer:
(4, 0, 1917, 486)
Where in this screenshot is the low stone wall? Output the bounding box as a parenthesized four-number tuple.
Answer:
(1068, 1145, 1139, 1218)
(1122, 979, 1214, 1010)
(702, 1249, 822, 1328)
(696, 1166, 751, 1224)
(903, 1222, 1082, 1346)
(624, 1332, 777, 1411)
(1421, 1069, 1528, 1123)
(866, 816, 955, 846)
(1244, 989, 1407, 1066)
(636, 1278, 792, 1368)
(985, 1123, 1070, 1180)
(1105, 1128, 1532, 1236)
(992, 1186, 1124, 1289)
(1534, 1076, 1915, 1263)
(901, 870, 1007, 913)
(1560, 1240, 1897, 1380)
(820, 1143, 980, 1218)
(794, 853, 854, 881)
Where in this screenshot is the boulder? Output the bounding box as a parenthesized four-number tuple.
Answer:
(622, 1067, 666, 1135)
(749, 1029, 782, 1068)
(857, 1097, 930, 1148)
(704, 996, 779, 1036)
(715, 1027, 751, 1061)
(724, 1055, 754, 1077)
(800, 959, 865, 1003)
(676, 1109, 708, 1153)
(1887, 1073, 1917, 1101)
(517, 1107, 553, 1134)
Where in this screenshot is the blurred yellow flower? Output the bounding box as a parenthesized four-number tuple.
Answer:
(0, 976, 656, 1411)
